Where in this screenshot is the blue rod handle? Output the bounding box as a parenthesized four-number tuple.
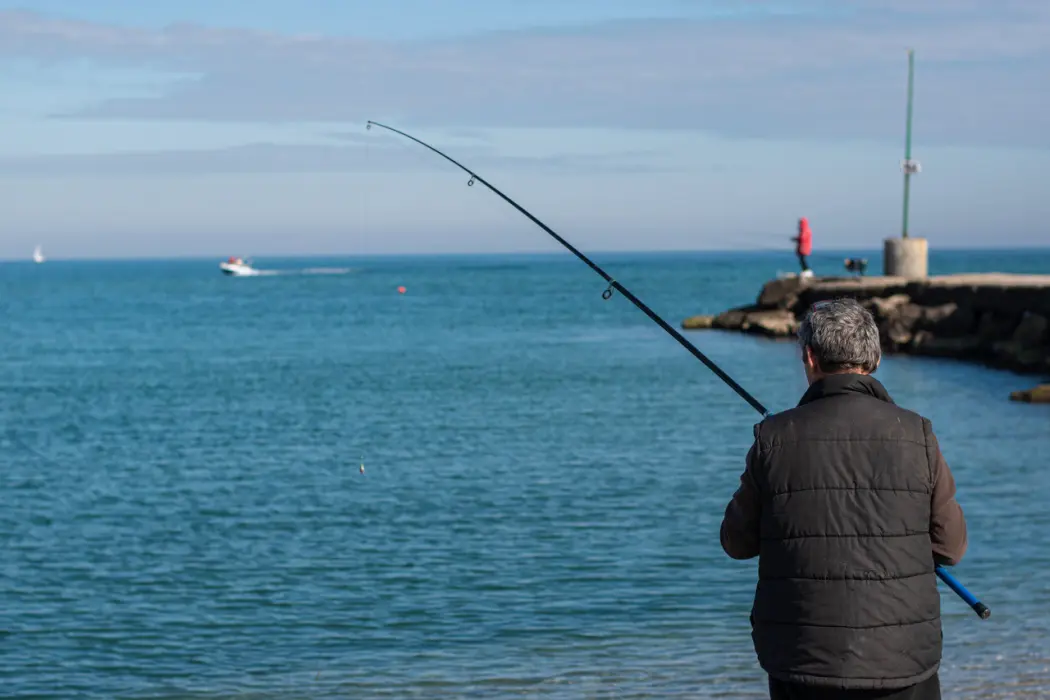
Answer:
(935, 565, 990, 619)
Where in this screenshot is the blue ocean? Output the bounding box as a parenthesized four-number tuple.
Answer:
(2, 248, 1048, 698)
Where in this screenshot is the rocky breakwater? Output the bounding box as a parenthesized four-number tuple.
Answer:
(681, 273, 1050, 402)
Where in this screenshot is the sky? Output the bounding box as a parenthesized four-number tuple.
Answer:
(1, 1, 1048, 260)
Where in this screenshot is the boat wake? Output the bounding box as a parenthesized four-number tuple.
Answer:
(251, 267, 356, 276)
(297, 267, 355, 275)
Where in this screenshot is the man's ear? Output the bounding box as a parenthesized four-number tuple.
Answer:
(802, 345, 817, 370)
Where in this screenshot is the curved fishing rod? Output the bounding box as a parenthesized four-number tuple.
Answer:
(366, 120, 769, 418)
(364, 120, 990, 620)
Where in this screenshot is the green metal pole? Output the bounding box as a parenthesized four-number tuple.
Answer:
(901, 49, 914, 239)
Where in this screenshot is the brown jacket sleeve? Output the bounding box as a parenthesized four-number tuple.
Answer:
(925, 421, 968, 566)
(720, 438, 762, 560)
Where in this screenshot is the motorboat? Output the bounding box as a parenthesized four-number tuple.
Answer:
(219, 256, 258, 276)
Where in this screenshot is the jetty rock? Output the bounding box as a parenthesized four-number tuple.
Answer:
(682, 273, 1050, 377)
(1010, 384, 1050, 403)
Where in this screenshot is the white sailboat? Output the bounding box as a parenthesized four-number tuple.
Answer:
(32, 245, 45, 264)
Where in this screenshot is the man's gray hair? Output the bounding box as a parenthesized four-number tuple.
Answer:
(797, 297, 881, 373)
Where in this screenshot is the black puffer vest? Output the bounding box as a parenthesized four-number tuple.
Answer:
(749, 374, 942, 689)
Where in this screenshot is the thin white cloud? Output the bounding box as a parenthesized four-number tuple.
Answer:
(0, 5, 1047, 147)
(0, 140, 675, 176)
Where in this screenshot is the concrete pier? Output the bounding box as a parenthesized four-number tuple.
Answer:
(681, 273, 1050, 386)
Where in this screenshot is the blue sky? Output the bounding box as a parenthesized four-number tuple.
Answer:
(1, 1, 1048, 259)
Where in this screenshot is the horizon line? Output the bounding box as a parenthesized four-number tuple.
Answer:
(3, 245, 1050, 264)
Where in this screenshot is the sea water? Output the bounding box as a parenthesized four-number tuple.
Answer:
(2, 249, 1048, 698)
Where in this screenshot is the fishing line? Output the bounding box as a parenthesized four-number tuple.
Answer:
(364, 120, 990, 621)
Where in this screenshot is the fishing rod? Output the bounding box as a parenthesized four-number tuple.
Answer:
(365, 120, 990, 621)
(365, 121, 767, 417)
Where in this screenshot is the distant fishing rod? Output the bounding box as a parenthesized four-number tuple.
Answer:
(365, 120, 990, 620)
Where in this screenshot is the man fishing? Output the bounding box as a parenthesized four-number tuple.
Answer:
(365, 123, 989, 682)
(719, 298, 968, 700)
(792, 217, 813, 278)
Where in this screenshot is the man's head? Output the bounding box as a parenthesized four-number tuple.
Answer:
(797, 298, 881, 383)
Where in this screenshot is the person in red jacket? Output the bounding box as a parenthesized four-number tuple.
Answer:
(792, 217, 813, 277)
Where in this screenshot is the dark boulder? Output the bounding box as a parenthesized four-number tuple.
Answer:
(1012, 312, 1048, 349)
(914, 302, 977, 338)
(881, 303, 924, 349)
(757, 277, 806, 310)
